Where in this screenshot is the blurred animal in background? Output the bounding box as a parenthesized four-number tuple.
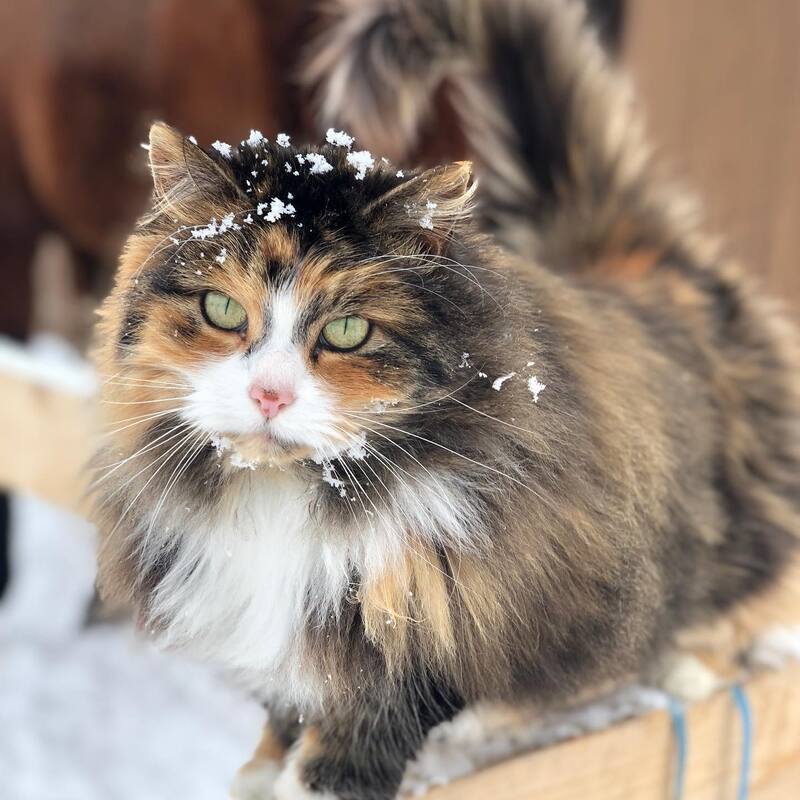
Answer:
(0, 0, 318, 344)
(585, 0, 624, 50)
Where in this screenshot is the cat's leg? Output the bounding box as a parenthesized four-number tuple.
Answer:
(656, 554, 800, 701)
(231, 706, 302, 800)
(273, 680, 463, 800)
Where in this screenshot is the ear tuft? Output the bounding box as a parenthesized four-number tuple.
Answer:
(422, 160, 474, 211)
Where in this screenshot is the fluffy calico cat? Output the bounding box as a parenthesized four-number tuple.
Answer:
(92, 0, 800, 797)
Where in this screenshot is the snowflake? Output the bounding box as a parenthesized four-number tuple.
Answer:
(346, 150, 374, 180)
(326, 128, 354, 148)
(211, 141, 232, 158)
(247, 129, 265, 147)
(305, 153, 334, 174)
(527, 376, 546, 402)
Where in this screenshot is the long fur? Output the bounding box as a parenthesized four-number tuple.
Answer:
(93, 1, 800, 798)
(305, 0, 697, 267)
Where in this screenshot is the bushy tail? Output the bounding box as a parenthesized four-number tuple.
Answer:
(306, 0, 691, 268)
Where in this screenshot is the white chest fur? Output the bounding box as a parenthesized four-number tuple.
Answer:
(142, 464, 478, 706)
(144, 472, 355, 704)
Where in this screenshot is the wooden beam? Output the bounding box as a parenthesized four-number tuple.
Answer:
(424, 666, 800, 799)
(0, 371, 92, 515)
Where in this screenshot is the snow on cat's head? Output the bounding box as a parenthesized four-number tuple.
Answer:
(97, 123, 476, 474)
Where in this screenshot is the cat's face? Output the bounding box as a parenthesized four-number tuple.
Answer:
(99, 124, 478, 475)
(156, 226, 438, 468)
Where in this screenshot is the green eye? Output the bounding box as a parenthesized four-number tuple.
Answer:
(321, 316, 370, 351)
(202, 291, 247, 331)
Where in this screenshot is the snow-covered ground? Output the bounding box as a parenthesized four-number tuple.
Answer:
(0, 495, 263, 800)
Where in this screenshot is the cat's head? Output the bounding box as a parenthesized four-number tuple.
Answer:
(95, 123, 489, 488)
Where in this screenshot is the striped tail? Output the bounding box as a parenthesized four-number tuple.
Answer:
(306, 0, 691, 269)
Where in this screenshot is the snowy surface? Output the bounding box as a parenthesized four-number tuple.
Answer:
(0, 335, 96, 396)
(0, 495, 263, 800)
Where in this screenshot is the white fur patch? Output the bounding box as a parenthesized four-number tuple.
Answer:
(140, 465, 477, 708)
(383, 473, 486, 551)
(181, 288, 346, 460)
(144, 471, 351, 706)
(140, 471, 438, 706)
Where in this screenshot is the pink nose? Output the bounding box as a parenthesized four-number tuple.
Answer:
(249, 385, 295, 419)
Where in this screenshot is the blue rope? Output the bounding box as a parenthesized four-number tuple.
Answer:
(731, 683, 753, 800)
(668, 698, 688, 800)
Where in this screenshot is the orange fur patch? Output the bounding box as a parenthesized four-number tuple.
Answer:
(315, 351, 405, 410)
(294, 725, 322, 762)
(596, 247, 661, 280)
(245, 723, 291, 767)
(358, 542, 512, 672)
(256, 226, 300, 272)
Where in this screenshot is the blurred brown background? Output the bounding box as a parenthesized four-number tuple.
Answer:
(628, 0, 800, 310)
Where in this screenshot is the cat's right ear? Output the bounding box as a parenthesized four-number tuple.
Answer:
(147, 122, 244, 215)
(363, 161, 476, 254)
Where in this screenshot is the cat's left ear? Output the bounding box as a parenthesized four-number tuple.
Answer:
(147, 122, 245, 216)
(368, 161, 476, 252)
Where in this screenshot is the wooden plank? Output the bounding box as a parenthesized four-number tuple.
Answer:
(0, 371, 92, 514)
(424, 666, 800, 800)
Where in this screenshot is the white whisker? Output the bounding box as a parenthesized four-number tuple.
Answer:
(90, 421, 195, 487)
(347, 414, 541, 499)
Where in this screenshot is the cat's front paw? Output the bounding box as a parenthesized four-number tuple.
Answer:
(653, 651, 722, 703)
(272, 754, 339, 800)
(230, 759, 282, 800)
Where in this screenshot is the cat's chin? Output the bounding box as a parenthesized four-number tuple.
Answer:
(214, 432, 314, 471)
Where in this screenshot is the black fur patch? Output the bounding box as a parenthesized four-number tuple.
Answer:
(118, 307, 145, 347)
